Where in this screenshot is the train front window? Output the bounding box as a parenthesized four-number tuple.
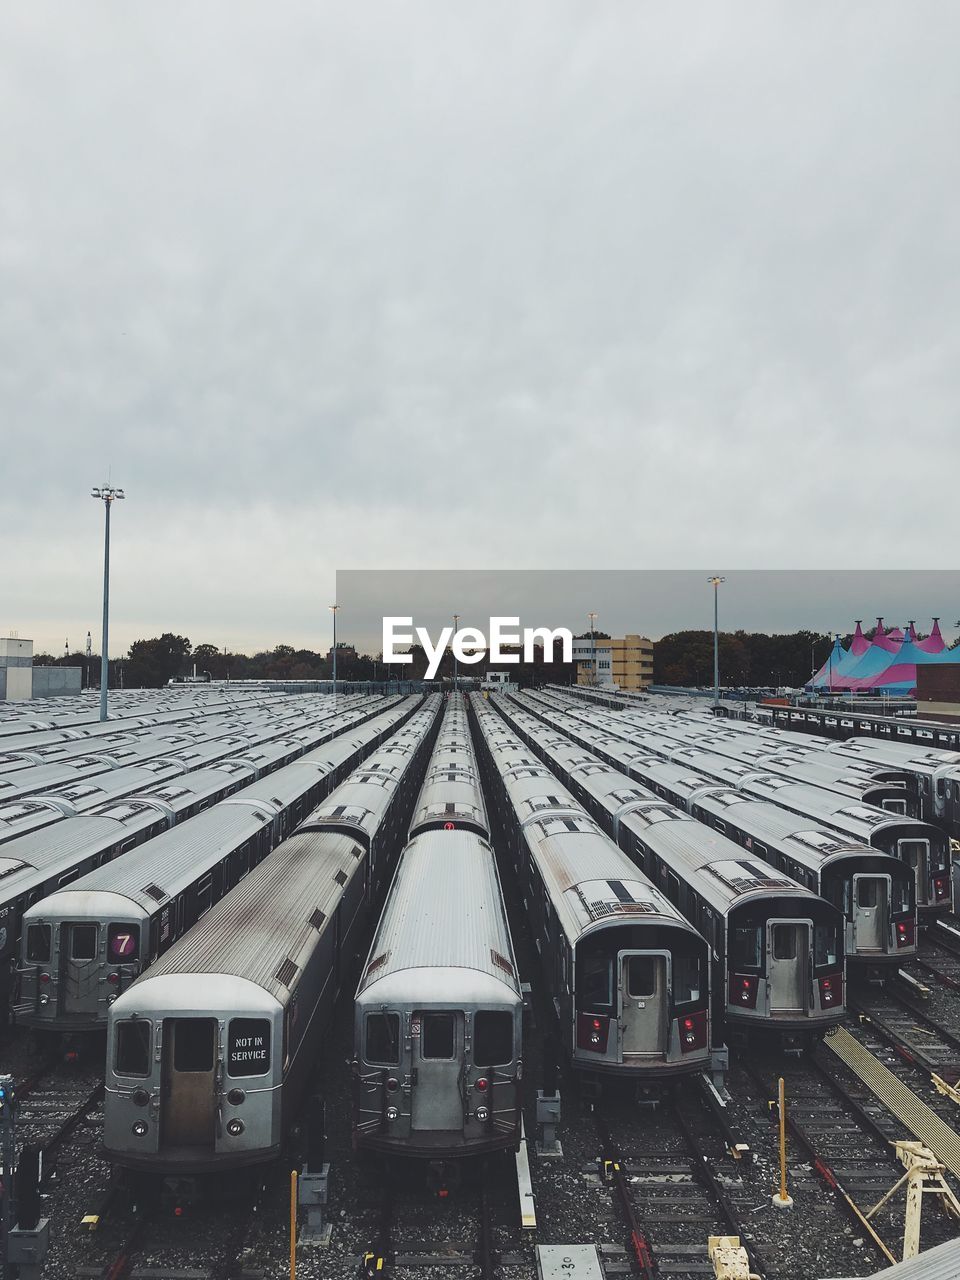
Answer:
(730, 926, 762, 969)
(365, 1013, 400, 1065)
(626, 956, 657, 998)
(474, 1011, 513, 1066)
(173, 1019, 215, 1072)
(893, 878, 913, 915)
(673, 954, 702, 1005)
(772, 926, 798, 961)
(815, 925, 840, 968)
(579, 953, 613, 1008)
(857, 879, 880, 908)
(116, 1019, 151, 1077)
(71, 924, 98, 961)
(25, 924, 50, 963)
(422, 1013, 455, 1059)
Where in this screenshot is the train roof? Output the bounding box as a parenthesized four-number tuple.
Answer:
(22, 804, 271, 918)
(132, 829, 362, 1001)
(356, 829, 519, 1003)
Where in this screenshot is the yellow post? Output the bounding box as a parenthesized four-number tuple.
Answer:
(772, 1076, 793, 1209)
(290, 1168, 298, 1280)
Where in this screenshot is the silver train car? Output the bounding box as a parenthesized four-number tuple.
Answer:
(17, 699, 418, 1033)
(531, 692, 952, 916)
(471, 694, 714, 1084)
(353, 695, 522, 1164)
(494, 696, 845, 1049)
(507, 692, 916, 966)
(103, 698, 441, 1174)
(0, 698, 396, 1022)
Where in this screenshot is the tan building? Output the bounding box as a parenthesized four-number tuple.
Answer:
(573, 633, 654, 691)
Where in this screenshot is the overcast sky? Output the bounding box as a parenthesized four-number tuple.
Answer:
(3, 4, 958, 658)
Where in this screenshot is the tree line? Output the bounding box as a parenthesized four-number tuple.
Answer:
(34, 624, 953, 691)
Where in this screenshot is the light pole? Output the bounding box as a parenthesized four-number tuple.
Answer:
(453, 614, 460, 695)
(707, 576, 725, 709)
(588, 612, 597, 686)
(91, 485, 125, 722)
(329, 604, 340, 704)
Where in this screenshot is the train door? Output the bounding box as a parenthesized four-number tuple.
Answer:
(410, 1011, 463, 1131)
(766, 922, 807, 1014)
(59, 923, 100, 1016)
(898, 840, 930, 904)
(617, 951, 667, 1057)
(852, 875, 889, 952)
(161, 1018, 218, 1151)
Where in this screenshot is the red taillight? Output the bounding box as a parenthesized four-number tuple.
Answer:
(475, 1077, 488, 1092)
(107, 972, 119, 985)
(896, 919, 916, 947)
(577, 1012, 610, 1053)
(386, 1077, 399, 1092)
(934, 875, 950, 901)
(729, 974, 758, 1010)
(39, 973, 50, 985)
(819, 973, 843, 1008)
(678, 1009, 707, 1054)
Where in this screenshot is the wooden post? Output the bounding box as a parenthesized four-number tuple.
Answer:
(772, 1076, 793, 1209)
(290, 1169, 298, 1280)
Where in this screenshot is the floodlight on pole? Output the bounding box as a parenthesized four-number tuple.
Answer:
(329, 604, 340, 704)
(91, 485, 125, 722)
(588, 612, 598, 687)
(707, 577, 726, 709)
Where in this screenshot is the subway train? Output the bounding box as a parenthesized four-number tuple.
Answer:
(507, 691, 916, 966)
(353, 696, 522, 1166)
(470, 694, 716, 1085)
(492, 696, 846, 1050)
(17, 698, 417, 1032)
(524, 689, 951, 916)
(0, 697, 391, 1022)
(103, 698, 441, 1174)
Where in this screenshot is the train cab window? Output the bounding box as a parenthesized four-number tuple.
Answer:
(174, 1019, 215, 1072)
(626, 956, 657, 998)
(772, 926, 798, 961)
(365, 1013, 400, 1065)
(815, 925, 840, 968)
(892, 878, 913, 915)
(422, 1013, 455, 1060)
(108, 924, 140, 962)
(579, 953, 613, 1008)
(730, 926, 762, 969)
(474, 1011, 513, 1066)
(25, 924, 51, 963)
(116, 1019, 151, 1077)
(72, 924, 98, 960)
(673, 954, 702, 1004)
(857, 879, 880, 908)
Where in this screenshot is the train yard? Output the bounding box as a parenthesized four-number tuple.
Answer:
(2, 687, 960, 1278)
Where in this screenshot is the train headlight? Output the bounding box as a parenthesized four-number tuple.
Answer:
(475, 1078, 488, 1093)
(132, 1089, 150, 1107)
(132, 1120, 148, 1136)
(226, 1119, 244, 1136)
(385, 1106, 399, 1122)
(39, 994, 49, 1006)
(590, 1033, 600, 1045)
(475, 1106, 489, 1123)
(107, 995, 117, 1005)
(227, 1089, 246, 1106)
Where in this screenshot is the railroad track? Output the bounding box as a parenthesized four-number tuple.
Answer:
(360, 1157, 518, 1278)
(592, 1086, 764, 1280)
(11, 1059, 105, 1168)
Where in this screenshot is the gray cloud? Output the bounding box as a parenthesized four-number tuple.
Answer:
(2, 4, 958, 655)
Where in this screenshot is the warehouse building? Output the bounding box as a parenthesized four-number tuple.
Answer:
(573, 633, 653, 691)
